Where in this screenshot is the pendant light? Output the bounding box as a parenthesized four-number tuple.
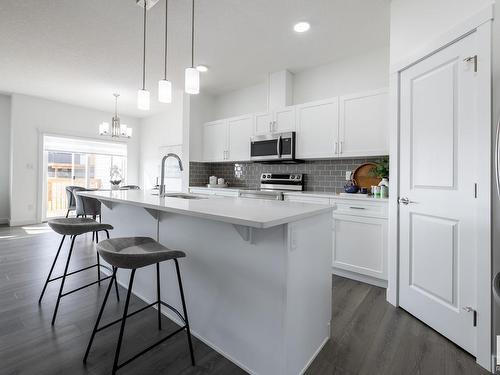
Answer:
(137, 0, 150, 110)
(158, 0, 172, 103)
(99, 94, 132, 138)
(185, 0, 199, 94)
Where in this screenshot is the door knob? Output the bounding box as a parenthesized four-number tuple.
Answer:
(398, 197, 412, 205)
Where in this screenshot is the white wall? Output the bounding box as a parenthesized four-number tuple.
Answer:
(189, 93, 215, 162)
(139, 89, 185, 190)
(9, 93, 141, 226)
(212, 82, 268, 119)
(293, 48, 389, 104)
(206, 47, 389, 123)
(0, 94, 11, 223)
(390, 0, 492, 64)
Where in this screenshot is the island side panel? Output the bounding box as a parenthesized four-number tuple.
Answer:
(285, 212, 333, 375)
(157, 211, 289, 375)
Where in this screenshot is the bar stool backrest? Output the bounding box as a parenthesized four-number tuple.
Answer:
(65, 185, 80, 210)
(73, 187, 101, 217)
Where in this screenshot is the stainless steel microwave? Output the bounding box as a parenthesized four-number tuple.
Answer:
(250, 132, 296, 162)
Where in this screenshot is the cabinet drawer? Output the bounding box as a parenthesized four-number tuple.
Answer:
(284, 195, 331, 205)
(333, 201, 387, 218)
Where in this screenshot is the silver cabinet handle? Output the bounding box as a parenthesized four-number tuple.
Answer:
(273, 120, 277, 132)
(339, 141, 343, 154)
(349, 206, 365, 210)
(269, 122, 273, 133)
(334, 142, 338, 154)
(398, 197, 415, 205)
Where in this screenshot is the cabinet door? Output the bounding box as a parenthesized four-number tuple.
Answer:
(227, 115, 254, 161)
(339, 89, 389, 157)
(202, 120, 227, 162)
(332, 214, 387, 280)
(254, 112, 272, 135)
(274, 106, 296, 132)
(296, 98, 339, 158)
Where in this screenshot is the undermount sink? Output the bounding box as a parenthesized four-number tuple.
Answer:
(161, 193, 206, 200)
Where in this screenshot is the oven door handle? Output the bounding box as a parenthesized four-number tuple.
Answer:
(276, 135, 282, 158)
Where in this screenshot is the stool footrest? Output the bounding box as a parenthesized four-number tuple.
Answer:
(117, 325, 186, 371)
(96, 302, 158, 333)
(61, 275, 113, 297)
(48, 263, 113, 282)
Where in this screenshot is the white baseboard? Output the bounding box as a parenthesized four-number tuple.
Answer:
(8, 219, 39, 227)
(332, 268, 388, 288)
(299, 336, 330, 375)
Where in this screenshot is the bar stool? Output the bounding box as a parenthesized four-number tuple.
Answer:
(39, 218, 120, 325)
(83, 237, 195, 374)
(65, 185, 79, 218)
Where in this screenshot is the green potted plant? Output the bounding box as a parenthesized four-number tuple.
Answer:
(369, 157, 389, 186)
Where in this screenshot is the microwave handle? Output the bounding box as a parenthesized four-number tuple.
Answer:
(277, 135, 282, 157)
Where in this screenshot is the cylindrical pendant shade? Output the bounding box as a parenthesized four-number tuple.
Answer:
(137, 89, 150, 110)
(158, 79, 172, 103)
(185, 67, 199, 94)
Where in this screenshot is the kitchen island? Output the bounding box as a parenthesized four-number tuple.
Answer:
(78, 190, 333, 375)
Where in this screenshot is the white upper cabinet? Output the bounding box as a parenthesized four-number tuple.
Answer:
(338, 88, 389, 157)
(273, 106, 296, 133)
(202, 120, 228, 162)
(254, 106, 296, 135)
(296, 98, 339, 159)
(227, 115, 254, 161)
(254, 112, 273, 135)
(201, 87, 389, 162)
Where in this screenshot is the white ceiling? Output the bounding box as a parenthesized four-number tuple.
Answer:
(0, 0, 390, 117)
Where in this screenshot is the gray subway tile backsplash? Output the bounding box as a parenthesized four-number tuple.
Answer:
(189, 157, 384, 193)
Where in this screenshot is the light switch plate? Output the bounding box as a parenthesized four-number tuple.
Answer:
(345, 171, 352, 180)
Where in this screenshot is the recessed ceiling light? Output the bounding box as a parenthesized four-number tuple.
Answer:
(196, 65, 208, 72)
(293, 22, 310, 33)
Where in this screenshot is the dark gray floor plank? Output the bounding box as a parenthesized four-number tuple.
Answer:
(0, 224, 489, 375)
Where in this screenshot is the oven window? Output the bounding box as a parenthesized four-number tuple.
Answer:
(251, 140, 278, 157)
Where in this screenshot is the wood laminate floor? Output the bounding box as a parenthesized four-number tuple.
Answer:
(0, 224, 489, 375)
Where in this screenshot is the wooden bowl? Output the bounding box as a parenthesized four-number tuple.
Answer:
(352, 162, 381, 189)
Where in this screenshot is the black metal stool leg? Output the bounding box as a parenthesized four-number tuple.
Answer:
(156, 263, 161, 330)
(65, 210, 70, 218)
(96, 231, 101, 286)
(112, 269, 136, 375)
(51, 235, 77, 325)
(174, 259, 195, 366)
(83, 267, 118, 363)
(102, 230, 119, 301)
(39, 235, 66, 303)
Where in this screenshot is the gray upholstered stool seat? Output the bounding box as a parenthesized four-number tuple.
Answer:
(48, 218, 113, 236)
(97, 237, 186, 270)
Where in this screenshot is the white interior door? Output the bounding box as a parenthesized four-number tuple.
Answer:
(399, 33, 479, 355)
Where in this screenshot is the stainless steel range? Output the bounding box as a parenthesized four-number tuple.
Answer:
(239, 173, 303, 201)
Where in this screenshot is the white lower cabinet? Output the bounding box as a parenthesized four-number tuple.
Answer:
(284, 193, 388, 287)
(332, 214, 387, 282)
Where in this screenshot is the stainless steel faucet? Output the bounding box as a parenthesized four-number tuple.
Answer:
(159, 153, 184, 196)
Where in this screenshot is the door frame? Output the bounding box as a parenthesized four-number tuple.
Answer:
(387, 5, 493, 371)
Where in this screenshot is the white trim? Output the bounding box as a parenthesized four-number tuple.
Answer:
(332, 268, 388, 288)
(389, 19, 493, 371)
(473, 21, 492, 371)
(8, 219, 38, 227)
(390, 2, 494, 73)
(298, 336, 329, 375)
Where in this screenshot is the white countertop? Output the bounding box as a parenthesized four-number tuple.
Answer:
(189, 186, 389, 203)
(78, 190, 333, 229)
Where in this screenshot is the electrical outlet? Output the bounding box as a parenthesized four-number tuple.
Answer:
(345, 171, 352, 180)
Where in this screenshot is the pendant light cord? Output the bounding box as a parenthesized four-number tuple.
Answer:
(164, 0, 168, 79)
(142, 1, 147, 90)
(191, 0, 195, 68)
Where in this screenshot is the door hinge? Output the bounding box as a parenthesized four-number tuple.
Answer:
(464, 55, 478, 72)
(463, 306, 477, 326)
(474, 183, 478, 198)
